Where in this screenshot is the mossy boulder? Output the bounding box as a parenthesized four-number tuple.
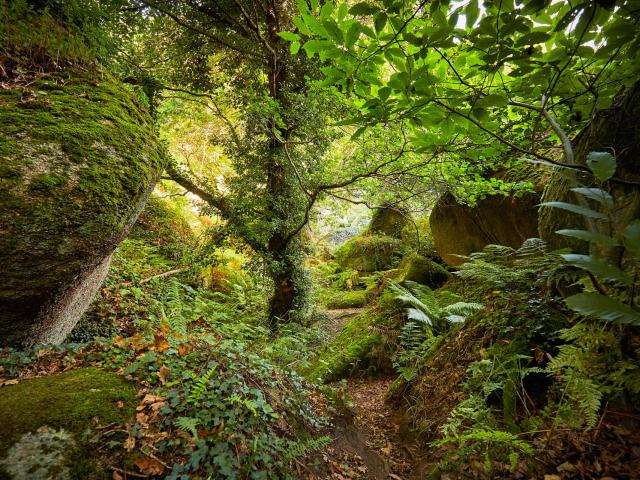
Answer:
(334, 234, 403, 272)
(539, 81, 640, 250)
(324, 289, 368, 309)
(0, 70, 166, 347)
(0, 367, 136, 479)
(368, 204, 409, 238)
(397, 253, 450, 289)
(430, 191, 540, 266)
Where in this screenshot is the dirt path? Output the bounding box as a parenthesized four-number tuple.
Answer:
(313, 375, 414, 480)
(312, 309, 414, 479)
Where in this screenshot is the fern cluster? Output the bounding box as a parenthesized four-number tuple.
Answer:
(385, 281, 483, 380)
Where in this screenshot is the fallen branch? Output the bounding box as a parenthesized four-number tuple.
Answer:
(121, 268, 187, 287)
(107, 465, 149, 478)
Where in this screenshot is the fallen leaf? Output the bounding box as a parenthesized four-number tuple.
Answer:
(153, 333, 170, 353)
(141, 394, 164, 405)
(149, 400, 166, 412)
(136, 412, 149, 427)
(0, 379, 19, 387)
(124, 435, 135, 452)
(158, 365, 171, 385)
(178, 344, 190, 357)
(134, 456, 165, 476)
(112, 471, 123, 480)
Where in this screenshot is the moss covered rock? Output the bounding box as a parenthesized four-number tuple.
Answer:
(430, 191, 539, 266)
(334, 234, 403, 272)
(324, 289, 368, 309)
(368, 203, 409, 238)
(0, 67, 166, 347)
(397, 253, 450, 289)
(0, 367, 136, 479)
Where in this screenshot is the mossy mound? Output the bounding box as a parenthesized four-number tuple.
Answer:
(367, 204, 409, 238)
(324, 289, 368, 309)
(397, 253, 450, 289)
(0, 367, 137, 451)
(334, 234, 404, 272)
(0, 367, 136, 479)
(0, 11, 167, 347)
(131, 196, 198, 260)
(306, 311, 383, 382)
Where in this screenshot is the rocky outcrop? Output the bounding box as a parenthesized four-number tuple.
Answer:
(0, 67, 166, 345)
(335, 234, 404, 272)
(368, 203, 409, 238)
(430, 191, 540, 266)
(539, 81, 640, 249)
(397, 253, 450, 289)
(334, 205, 411, 272)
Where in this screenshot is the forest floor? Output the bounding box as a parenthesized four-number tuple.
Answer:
(311, 308, 415, 480)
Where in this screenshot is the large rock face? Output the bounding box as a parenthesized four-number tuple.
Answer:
(430, 191, 539, 266)
(539, 81, 640, 250)
(0, 71, 166, 347)
(368, 204, 409, 238)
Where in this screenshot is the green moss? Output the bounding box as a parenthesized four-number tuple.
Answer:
(28, 174, 69, 193)
(324, 289, 368, 309)
(367, 205, 409, 238)
(334, 234, 404, 272)
(305, 311, 382, 382)
(0, 56, 167, 341)
(397, 253, 450, 289)
(0, 367, 137, 454)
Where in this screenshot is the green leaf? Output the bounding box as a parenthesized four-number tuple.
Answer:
(374, 12, 387, 34)
(293, 16, 312, 35)
(465, 0, 480, 27)
(344, 22, 361, 48)
(277, 31, 300, 42)
(515, 31, 551, 46)
(623, 220, 640, 258)
(320, 0, 334, 20)
(290, 41, 301, 55)
(586, 151, 616, 181)
(477, 93, 509, 107)
(349, 2, 378, 16)
(539, 201, 607, 219)
(350, 126, 366, 140)
(302, 39, 326, 57)
(406, 307, 432, 325)
(565, 293, 640, 326)
(571, 187, 613, 207)
(556, 229, 619, 247)
(561, 254, 632, 285)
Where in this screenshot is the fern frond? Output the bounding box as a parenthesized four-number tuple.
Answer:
(442, 302, 483, 317)
(188, 365, 217, 405)
(175, 416, 200, 437)
(516, 238, 548, 258)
